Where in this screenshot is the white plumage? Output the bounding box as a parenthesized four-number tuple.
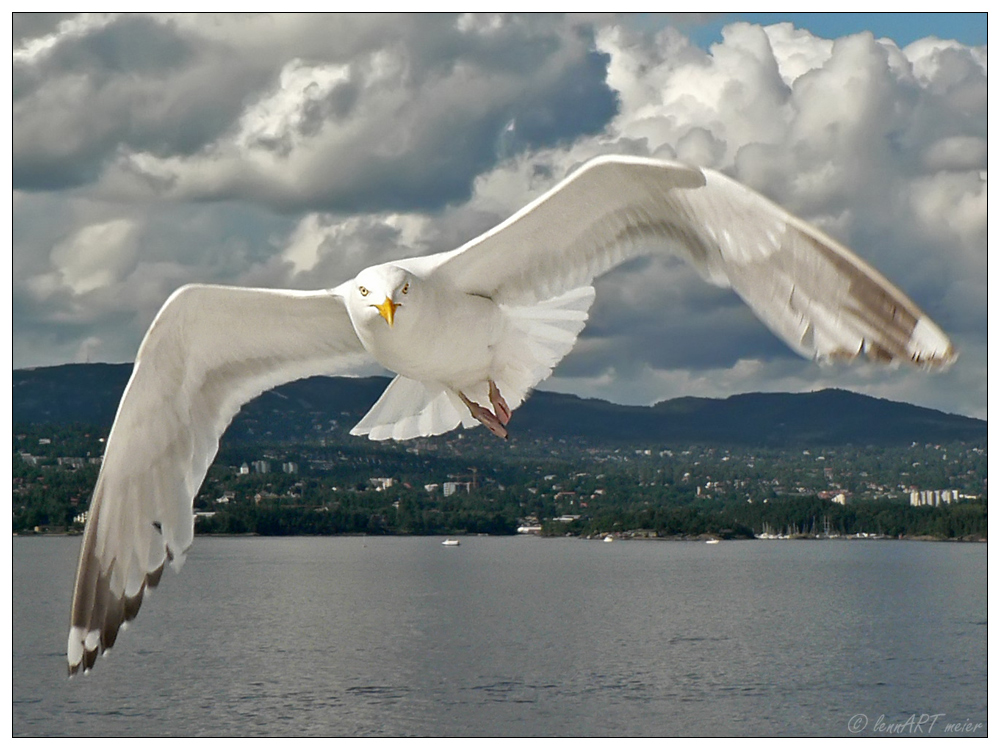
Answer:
(67, 155, 954, 674)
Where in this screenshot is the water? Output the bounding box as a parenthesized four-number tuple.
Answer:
(13, 535, 987, 736)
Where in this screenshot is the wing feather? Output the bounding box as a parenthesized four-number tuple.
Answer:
(433, 155, 954, 367)
(68, 284, 370, 674)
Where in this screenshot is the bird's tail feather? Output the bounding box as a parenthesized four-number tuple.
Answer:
(351, 376, 469, 441)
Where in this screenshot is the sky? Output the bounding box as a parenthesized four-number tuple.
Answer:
(10, 13, 988, 420)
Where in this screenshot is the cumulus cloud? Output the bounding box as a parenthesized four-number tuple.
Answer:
(11, 14, 987, 419)
(584, 22, 985, 397)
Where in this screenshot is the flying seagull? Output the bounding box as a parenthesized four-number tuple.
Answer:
(67, 154, 955, 674)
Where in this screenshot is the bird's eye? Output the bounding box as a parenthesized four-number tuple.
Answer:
(359, 286, 369, 297)
(401, 283, 409, 295)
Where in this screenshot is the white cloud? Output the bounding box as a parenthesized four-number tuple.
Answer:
(593, 21, 985, 316)
(909, 170, 987, 247)
(236, 59, 351, 154)
(45, 218, 138, 296)
(277, 212, 431, 281)
(74, 335, 104, 364)
(762, 22, 834, 84)
(280, 214, 329, 275)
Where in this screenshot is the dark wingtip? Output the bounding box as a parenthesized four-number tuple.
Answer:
(124, 590, 145, 622)
(69, 562, 167, 675)
(146, 561, 165, 590)
(83, 647, 98, 673)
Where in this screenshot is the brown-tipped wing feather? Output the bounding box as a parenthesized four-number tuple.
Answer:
(692, 170, 955, 368)
(432, 155, 955, 368)
(67, 286, 369, 674)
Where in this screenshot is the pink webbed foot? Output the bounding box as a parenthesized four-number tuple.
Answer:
(459, 392, 509, 440)
(488, 380, 511, 425)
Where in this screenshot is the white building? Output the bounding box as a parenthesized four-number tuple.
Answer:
(910, 489, 959, 507)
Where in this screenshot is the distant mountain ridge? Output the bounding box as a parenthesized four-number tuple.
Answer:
(12, 363, 986, 447)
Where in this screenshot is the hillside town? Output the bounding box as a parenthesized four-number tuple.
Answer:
(13, 423, 987, 541)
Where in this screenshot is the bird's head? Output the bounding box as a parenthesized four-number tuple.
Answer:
(350, 265, 414, 328)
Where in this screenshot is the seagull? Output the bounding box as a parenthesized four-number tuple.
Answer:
(67, 154, 955, 674)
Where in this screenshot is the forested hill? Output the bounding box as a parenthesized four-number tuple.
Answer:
(13, 363, 986, 447)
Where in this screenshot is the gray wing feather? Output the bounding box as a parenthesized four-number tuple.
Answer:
(68, 285, 369, 674)
(433, 155, 955, 367)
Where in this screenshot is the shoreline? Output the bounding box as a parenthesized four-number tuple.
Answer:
(14, 530, 987, 543)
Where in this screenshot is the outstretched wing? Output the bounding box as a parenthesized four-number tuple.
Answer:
(432, 155, 955, 367)
(68, 284, 370, 674)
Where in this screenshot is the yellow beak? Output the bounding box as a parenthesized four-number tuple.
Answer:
(374, 296, 399, 326)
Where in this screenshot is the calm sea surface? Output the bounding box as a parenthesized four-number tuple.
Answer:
(13, 535, 987, 737)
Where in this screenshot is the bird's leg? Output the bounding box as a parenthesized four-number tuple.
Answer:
(458, 392, 508, 440)
(488, 379, 511, 425)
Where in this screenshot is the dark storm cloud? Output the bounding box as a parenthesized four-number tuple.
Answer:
(297, 81, 360, 138)
(14, 14, 619, 214)
(162, 18, 617, 214)
(11, 12, 79, 43)
(13, 15, 275, 190)
(567, 258, 794, 376)
(42, 13, 194, 75)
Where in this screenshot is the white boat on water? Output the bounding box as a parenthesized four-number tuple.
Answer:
(706, 538, 720, 544)
(603, 535, 614, 543)
(442, 539, 460, 546)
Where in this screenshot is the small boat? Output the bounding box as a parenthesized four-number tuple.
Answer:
(706, 538, 720, 544)
(603, 535, 614, 543)
(441, 539, 460, 547)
